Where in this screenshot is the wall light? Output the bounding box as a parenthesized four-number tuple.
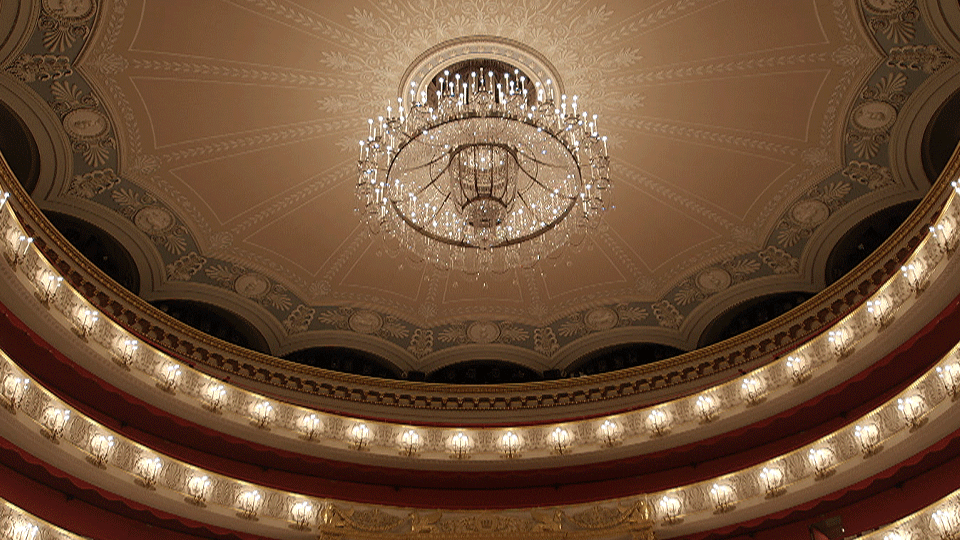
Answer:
(759, 466, 786, 497)
(398, 429, 423, 456)
(185, 474, 211, 506)
(709, 483, 736, 513)
(113, 338, 138, 369)
(236, 489, 263, 519)
(249, 400, 274, 429)
(499, 431, 521, 458)
(297, 413, 323, 440)
(201, 383, 227, 413)
(695, 394, 719, 422)
(134, 456, 163, 489)
(448, 431, 471, 459)
(72, 307, 98, 340)
(786, 355, 810, 384)
(867, 296, 895, 330)
(33, 270, 62, 305)
(931, 506, 960, 539)
(740, 376, 766, 405)
(6, 232, 32, 267)
(657, 495, 682, 523)
(154, 362, 181, 393)
(898, 395, 927, 428)
(0, 373, 29, 413)
(828, 328, 854, 358)
(597, 419, 622, 446)
(645, 409, 670, 436)
(40, 406, 70, 441)
(937, 362, 960, 398)
(87, 433, 115, 468)
(808, 447, 836, 478)
(290, 499, 314, 530)
(350, 423, 371, 450)
(3, 518, 39, 540)
(549, 426, 572, 454)
(854, 423, 882, 456)
(902, 263, 927, 294)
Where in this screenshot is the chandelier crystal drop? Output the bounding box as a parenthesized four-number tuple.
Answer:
(357, 66, 610, 273)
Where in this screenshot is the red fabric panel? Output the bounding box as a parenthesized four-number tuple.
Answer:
(691, 428, 960, 539)
(0, 293, 958, 507)
(0, 436, 254, 540)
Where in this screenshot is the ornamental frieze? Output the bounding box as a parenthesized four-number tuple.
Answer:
(0, 0, 954, 366)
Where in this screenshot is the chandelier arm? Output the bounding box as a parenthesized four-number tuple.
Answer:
(427, 191, 454, 223)
(516, 160, 560, 196)
(516, 149, 575, 170)
(411, 153, 454, 197)
(359, 65, 609, 270)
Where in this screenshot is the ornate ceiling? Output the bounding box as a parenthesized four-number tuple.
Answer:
(4, 0, 953, 371)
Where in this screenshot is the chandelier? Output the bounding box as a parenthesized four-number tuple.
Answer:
(357, 61, 610, 273)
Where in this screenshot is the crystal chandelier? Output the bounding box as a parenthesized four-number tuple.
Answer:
(357, 62, 610, 273)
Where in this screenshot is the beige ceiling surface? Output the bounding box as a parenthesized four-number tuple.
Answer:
(105, 0, 855, 303)
(12, 0, 950, 364)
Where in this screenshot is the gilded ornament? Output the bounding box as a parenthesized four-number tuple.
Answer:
(584, 307, 619, 331)
(349, 310, 384, 334)
(467, 321, 501, 344)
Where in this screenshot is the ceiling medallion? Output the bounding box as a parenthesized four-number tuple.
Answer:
(357, 49, 610, 274)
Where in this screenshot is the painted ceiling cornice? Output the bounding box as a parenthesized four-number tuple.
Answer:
(2, 0, 956, 369)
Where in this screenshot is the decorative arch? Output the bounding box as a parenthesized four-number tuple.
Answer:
(282, 346, 404, 379)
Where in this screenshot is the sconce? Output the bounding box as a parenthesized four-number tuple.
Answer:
(33, 270, 62, 306)
(645, 409, 670, 436)
(597, 419, 622, 446)
(930, 222, 957, 255)
(937, 361, 960, 399)
(200, 383, 227, 413)
(185, 474, 211, 506)
(709, 483, 736, 513)
(759, 466, 786, 497)
(249, 400, 274, 429)
(3, 518, 39, 540)
(897, 395, 927, 429)
(657, 495, 682, 524)
(808, 447, 836, 479)
(113, 338, 138, 369)
(87, 433, 116, 468)
(154, 362, 182, 393)
(290, 499, 315, 530)
(867, 296, 895, 330)
(740, 376, 766, 405)
(854, 423, 882, 456)
(5, 232, 32, 268)
(134, 456, 163, 489)
(72, 307, 99, 340)
(398, 429, 423, 457)
(297, 413, 323, 440)
(549, 427, 572, 454)
(931, 506, 960, 540)
(39, 406, 70, 441)
(828, 327, 855, 358)
(901, 263, 927, 294)
(448, 431, 471, 459)
(350, 423, 371, 450)
(236, 489, 263, 520)
(499, 431, 521, 458)
(695, 394, 720, 422)
(0, 373, 29, 413)
(786, 355, 811, 384)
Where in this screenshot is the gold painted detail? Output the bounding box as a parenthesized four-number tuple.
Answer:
(317, 501, 655, 540)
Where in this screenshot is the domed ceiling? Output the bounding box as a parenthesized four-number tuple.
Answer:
(5, 0, 951, 372)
